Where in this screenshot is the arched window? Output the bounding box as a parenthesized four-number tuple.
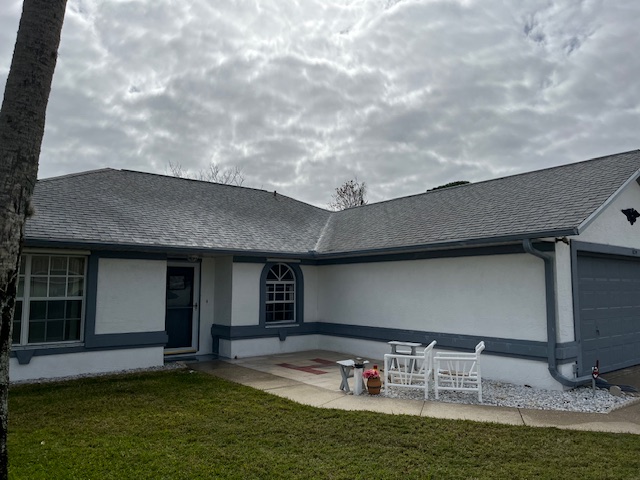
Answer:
(265, 263, 296, 323)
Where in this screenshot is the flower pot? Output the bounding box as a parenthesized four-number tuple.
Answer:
(367, 377, 382, 395)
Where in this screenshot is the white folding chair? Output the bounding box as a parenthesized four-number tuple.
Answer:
(434, 341, 485, 402)
(384, 340, 437, 399)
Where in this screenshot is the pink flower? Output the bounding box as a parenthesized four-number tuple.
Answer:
(362, 368, 380, 379)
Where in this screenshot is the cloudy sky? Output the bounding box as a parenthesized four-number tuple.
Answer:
(1, 0, 638, 207)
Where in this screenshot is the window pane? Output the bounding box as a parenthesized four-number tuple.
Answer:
(281, 269, 294, 281)
(47, 300, 65, 319)
(28, 320, 46, 343)
(17, 277, 24, 298)
(31, 256, 49, 275)
(265, 264, 295, 323)
(49, 278, 67, 297)
(30, 276, 48, 297)
(19, 256, 26, 274)
(12, 301, 22, 344)
(46, 320, 65, 342)
(30, 301, 47, 320)
(66, 300, 82, 319)
(68, 258, 85, 275)
(50, 256, 68, 275)
(65, 319, 81, 341)
(67, 278, 84, 297)
(23, 255, 86, 344)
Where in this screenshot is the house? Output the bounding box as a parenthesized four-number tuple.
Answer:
(10, 150, 640, 390)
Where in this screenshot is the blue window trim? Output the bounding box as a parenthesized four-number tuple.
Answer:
(11, 250, 169, 364)
(259, 262, 304, 327)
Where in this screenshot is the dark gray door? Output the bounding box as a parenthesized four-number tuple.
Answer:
(165, 266, 197, 350)
(577, 253, 640, 375)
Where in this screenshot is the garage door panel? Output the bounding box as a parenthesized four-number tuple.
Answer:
(577, 253, 640, 375)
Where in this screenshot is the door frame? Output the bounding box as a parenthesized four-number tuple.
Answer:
(572, 241, 640, 375)
(165, 260, 201, 355)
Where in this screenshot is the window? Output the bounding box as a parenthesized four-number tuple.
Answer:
(265, 263, 296, 323)
(12, 255, 86, 346)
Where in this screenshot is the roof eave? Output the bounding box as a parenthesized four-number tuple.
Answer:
(23, 238, 316, 259)
(576, 167, 640, 234)
(24, 227, 579, 261)
(312, 228, 579, 260)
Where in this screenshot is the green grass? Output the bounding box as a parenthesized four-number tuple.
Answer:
(8, 369, 640, 479)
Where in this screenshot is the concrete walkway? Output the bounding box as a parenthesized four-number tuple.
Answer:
(187, 350, 640, 435)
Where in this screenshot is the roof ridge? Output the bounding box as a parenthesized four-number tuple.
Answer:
(119, 168, 332, 213)
(349, 149, 640, 210)
(38, 168, 116, 182)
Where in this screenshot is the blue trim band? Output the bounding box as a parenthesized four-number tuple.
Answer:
(211, 322, 576, 364)
(233, 242, 555, 265)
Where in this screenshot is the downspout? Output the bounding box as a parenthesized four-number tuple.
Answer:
(522, 239, 591, 387)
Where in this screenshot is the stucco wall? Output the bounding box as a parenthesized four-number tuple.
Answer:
(95, 258, 166, 334)
(219, 335, 321, 359)
(316, 254, 547, 341)
(301, 265, 319, 322)
(231, 262, 262, 326)
(576, 180, 640, 248)
(9, 347, 164, 382)
(214, 257, 233, 327)
(198, 257, 216, 355)
(549, 242, 575, 343)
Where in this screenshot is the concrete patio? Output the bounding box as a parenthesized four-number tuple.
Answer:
(187, 350, 640, 435)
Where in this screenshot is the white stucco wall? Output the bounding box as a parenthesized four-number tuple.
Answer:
(576, 180, 640, 248)
(219, 335, 321, 359)
(231, 263, 262, 326)
(316, 254, 547, 341)
(552, 243, 575, 343)
(9, 346, 164, 382)
(214, 257, 233, 327)
(198, 257, 216, 355)
(95, 258, 166, 334)
(301, 265, 319, 322)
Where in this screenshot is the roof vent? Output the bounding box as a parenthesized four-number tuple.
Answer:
(621, 208, 640, 225)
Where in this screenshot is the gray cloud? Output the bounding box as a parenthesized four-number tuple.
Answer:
(1, 0, 638, 208)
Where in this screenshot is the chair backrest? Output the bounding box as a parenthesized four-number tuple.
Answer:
(422, 340, 437, 372)
(423, 340, 437, 355)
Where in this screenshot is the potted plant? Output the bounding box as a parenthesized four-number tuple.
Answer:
(363, 366, 382, 395)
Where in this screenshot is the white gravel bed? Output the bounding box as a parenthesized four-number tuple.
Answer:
(383, 379, 639, 413)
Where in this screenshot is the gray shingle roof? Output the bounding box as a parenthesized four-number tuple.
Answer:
(316, 150, 640, 255)
(25, 150, 640, 257)
(26, 169, 331, 255)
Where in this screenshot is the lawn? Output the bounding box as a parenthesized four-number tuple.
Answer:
(8, 368, 640, 479)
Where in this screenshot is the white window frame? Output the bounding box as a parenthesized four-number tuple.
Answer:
(13, 254, 87, 346)
(265, 263, 296, 324)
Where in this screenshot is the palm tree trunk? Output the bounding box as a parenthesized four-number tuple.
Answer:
(0, 1, 68, 477)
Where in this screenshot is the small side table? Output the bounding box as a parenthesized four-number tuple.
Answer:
(337, 359, 369, 393)
(388, 341, 422, 355)
(387, 341, 422, 370)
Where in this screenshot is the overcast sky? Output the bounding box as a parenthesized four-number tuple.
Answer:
(1, 0, 638, 207)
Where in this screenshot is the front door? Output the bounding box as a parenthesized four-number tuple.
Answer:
(165, 263, 199, 353)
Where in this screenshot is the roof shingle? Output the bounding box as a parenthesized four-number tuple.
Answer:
(26, 150, 640, 257)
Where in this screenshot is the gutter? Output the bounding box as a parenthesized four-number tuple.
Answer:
(522, 239, 592, 387)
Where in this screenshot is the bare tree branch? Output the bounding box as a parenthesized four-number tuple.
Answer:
(328, 178, 368, 211)
(167, 161, 244, 186)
